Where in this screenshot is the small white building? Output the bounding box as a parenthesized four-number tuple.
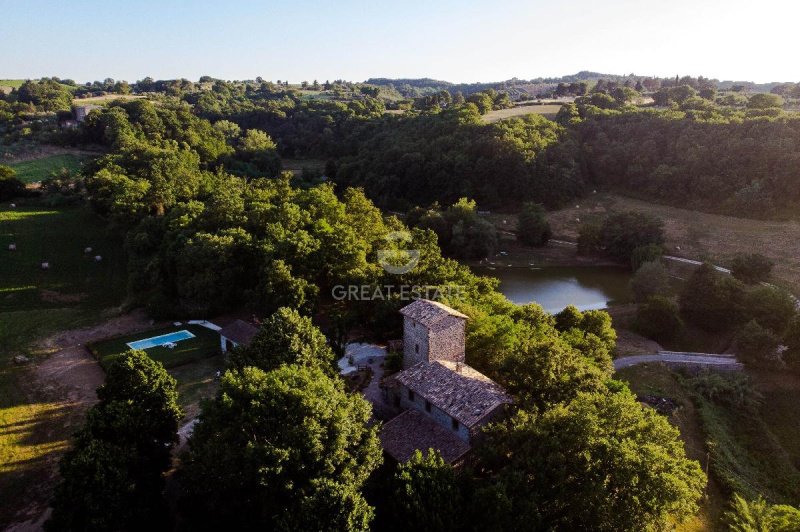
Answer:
(218, 319, 259, 352)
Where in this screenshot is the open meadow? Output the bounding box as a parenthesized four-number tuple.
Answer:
(0, 198, 127, 525)
(482, 103, 563, 123)
(8, 153, 89, 183)
(541, 193, 800, 295)
(72, 93, 144, 105)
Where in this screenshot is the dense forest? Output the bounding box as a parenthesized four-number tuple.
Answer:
(5, 76, 800, 219)
(5, 72, 800, 530)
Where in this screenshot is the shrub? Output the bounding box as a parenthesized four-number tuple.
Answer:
(742, 285, 796, 335)
(634, 296, 683, 343)
(631, 244, 663, 271)
(680, 263, 745, 331)
(630, 261, 671, 303)
(578, 211, 665, 266)
(731, 253, 774, 284)
(735, 320, 781, 368)
(516, 202, 551, 247)
(0, 166, 26, 201)
(384, 351, 403, 373)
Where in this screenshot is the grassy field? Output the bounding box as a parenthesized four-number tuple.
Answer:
(483, 103, 563, 123)
(0, 79, 25, 93)
(88, 324, 221, 370)
(8, 154, 89, 183)
(542, 193, 800, 295)
(0, 203, 126, 347)
(72, 94, 144, 105)
(0, 199, 127, 526)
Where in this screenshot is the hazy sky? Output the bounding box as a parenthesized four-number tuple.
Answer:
(2, 0, 797, 83)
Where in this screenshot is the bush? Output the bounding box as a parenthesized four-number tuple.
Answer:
(687, 371, 762, 410)
(680, 263, 745, 331)
(0, 166, 26, 201)
(634, 296, 683, 343)
(742, 285, 796, 335)
(630, 261, 671, 303)
(516, 202, 551, 247)
(731, 253, 774, 284)
(578, 211, 665, 266)
(735, 320, 781, 367)
(724, 494, 800, 532)
(631, 244, 663, 271)
(384, 351, 403, 373)
(783, 315, 800, 372)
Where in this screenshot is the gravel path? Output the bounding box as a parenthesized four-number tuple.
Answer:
(614, 352, 742, 370)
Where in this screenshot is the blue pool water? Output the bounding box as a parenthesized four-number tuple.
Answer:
(127, 330, 195, 350)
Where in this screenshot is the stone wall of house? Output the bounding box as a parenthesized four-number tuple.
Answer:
(399, 383, 471, 442)
(402, 316, 466, 369)
(402, 317, 430, 369)
(427, 319, 466, 364)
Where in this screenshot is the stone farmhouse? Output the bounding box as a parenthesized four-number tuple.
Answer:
(380, 300, 512, 464)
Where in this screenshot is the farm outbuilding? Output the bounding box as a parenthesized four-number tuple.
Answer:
(218, 319, 259, 352)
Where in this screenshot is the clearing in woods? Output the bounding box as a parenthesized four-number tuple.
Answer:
(0, 201, 127, 526)
(521, 192, 800, 295)
(8, 154, 89, 183)
(482, 103, 563, 123)
(72, 93, 144, 105)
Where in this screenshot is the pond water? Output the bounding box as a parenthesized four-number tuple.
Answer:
(472, 266, 632, 313)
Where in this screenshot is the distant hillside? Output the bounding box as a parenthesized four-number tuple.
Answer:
(366, 72, 790, 97)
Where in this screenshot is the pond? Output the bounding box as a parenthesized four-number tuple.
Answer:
(472, 266, 632, 313)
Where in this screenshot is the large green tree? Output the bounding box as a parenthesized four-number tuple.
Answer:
(385, 450, 463, 532)
(179, 365, 382, 531)
(228, 307, 336, 374)
(680, 263, 745, 331)
(46, 351, 182, 532)
(480, 389, 706, 531)
(516, 202, 551, 247)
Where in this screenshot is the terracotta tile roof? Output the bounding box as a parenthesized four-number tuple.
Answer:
(393, 361, 512, 427)
(380, 409, 471, 463)
(400, 299, 468, 332)
(218, 319, 259, 346)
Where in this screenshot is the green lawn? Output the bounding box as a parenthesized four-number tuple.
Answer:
(0, 79, 25, 90)
(89, 324, 221, 370)
(8, 154, 89, 183)
(0, 200, 127, 526)
(0, 203, 126, 322)
(169, 355, 225, 420)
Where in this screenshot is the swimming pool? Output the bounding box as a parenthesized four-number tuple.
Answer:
(127, 330, 196, 350)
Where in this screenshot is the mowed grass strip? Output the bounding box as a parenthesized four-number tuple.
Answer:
(89, 324, 221, 370)
(8, 154, 88, 183)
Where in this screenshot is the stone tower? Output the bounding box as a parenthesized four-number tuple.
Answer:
(399, 299, 468, 369)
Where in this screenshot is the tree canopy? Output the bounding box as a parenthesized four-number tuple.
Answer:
(179, 365, 382, 531)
